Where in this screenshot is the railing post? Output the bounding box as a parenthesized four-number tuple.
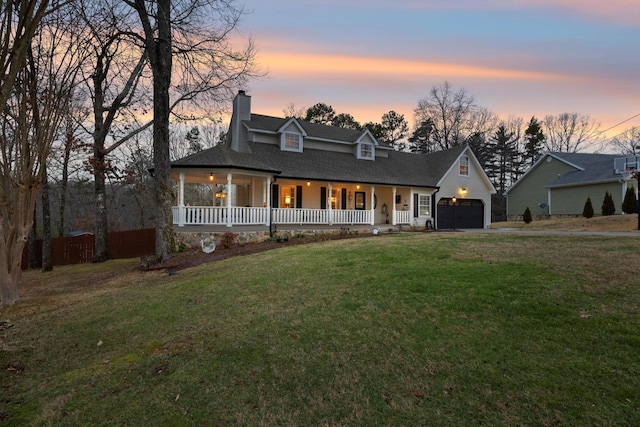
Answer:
(226, 173, 233, 227)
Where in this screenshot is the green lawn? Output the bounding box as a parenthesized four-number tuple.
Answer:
(2, 233, 639, 426)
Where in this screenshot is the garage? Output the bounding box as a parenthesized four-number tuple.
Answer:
(437, 198, 484, 229)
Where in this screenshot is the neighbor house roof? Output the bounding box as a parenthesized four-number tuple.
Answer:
(506, 152, 621, 194)
(546, 152, 619, 188)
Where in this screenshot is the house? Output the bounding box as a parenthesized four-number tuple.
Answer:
(505, 152, 639, 219)
(169, 91, 495, 233)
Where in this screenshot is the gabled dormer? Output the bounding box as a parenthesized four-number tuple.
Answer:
(278, 118, 307, 153)
(354, 129, 378, 161)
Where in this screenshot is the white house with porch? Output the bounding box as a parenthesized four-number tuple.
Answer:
(170, 91, 495, 233)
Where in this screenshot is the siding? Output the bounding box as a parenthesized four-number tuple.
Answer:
(551, 183, 624, 215)
(508, 157, 576, 217)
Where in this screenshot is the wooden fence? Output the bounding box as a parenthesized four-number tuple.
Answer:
(21, 228, 156, 269)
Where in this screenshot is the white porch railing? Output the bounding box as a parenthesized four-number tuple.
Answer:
(173, 206, 269, 226)
(394, 210, 412, 224)
(271, 208, 329, 224)
(173, 206, 379, 226)
(330, 209, 372, 225)
(271, 208, 372, 225)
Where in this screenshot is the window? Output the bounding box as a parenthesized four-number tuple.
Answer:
(280, 186, 295, 208)
(418, 194, 430, 216)
(459, 155, 469, 176)
(358, 143, 374, 160)
(282, 132, 302, 152)
(331, 189, 340, 210)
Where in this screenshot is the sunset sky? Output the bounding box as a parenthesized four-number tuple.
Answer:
(235, 0, 639, 145)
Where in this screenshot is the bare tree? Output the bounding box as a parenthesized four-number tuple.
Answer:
(0, 0, 53, 111)
(0, 5, 84, 305)
(414, 82, 477, 150)
(543, 112, 601, 153)
(609, 126, 640, 155)
(79, 0, 258, 261)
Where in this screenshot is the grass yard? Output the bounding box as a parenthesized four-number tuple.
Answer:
(1, 232, 640, 426)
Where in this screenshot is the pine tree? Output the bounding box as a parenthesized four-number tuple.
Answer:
(582, 197, 594, 218)
(523, 116, 545, 166)
(601, 191, 615, 216)
(523, 207, 532, 223)
(622, 186, 638, 214)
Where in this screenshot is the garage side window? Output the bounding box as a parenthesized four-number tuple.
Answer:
(459, 155, 469, 176)
(418, 194, 430, 216)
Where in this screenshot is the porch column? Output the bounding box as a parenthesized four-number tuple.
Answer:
(178, 173, 185, 227)
(265, 176, 271, 226)
(227, 172, 233, 227)
(370, 186, 375, 225)
(392, 187, 397, 226)
(328, 182, 333, 224)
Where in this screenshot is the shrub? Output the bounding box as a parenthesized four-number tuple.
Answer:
(523, 207, 532, 224)
(622, 186, 638, 214)
(220, 232, 237, 249)
(601, 191, 615, 216)
(582, 197, 594, 218)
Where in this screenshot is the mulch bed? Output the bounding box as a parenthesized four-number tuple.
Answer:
(141, 232, 374, 273)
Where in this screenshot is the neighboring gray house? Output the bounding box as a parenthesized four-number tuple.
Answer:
(506, 152, 639, 219)
(170, 91, 496, 231)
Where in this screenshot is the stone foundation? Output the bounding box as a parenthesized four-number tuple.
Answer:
(174, 226, 394, 250)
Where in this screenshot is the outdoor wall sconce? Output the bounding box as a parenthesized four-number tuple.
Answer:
(461, 187, 467, 195)
(307, 181, 311, 186)
(451, 196, 457, 205)
(356, 184, 361, 190)
(209, 173, 214, 182)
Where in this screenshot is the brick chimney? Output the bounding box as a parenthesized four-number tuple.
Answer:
(229, 90, 251, 153)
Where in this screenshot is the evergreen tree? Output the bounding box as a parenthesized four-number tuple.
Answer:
(523, 116, 545, 166)
(622, 186, 638, 214)
(304, 103, 336, 125)
(487, 124, 517, 194)
(523, 207, 532, 223)
(582, 197, 594, 218)
(601, 191, 615, 216)
(408, 119, 435, 154)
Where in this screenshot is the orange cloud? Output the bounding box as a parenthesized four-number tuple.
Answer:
(262, 51, 569, 84)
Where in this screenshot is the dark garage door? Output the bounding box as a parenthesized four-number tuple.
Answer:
(437, 198, 484, 229)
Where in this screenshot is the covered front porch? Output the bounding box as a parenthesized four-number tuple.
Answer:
(171, 170, 421, 229)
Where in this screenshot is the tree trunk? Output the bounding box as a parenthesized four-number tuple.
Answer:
(93, 163, 109, 262)
(0, 245, 22, 306)
(0, 190, 38, 307)
(41, 165, 52, 272)
(139, 0, 175, 261)
(28, 210, 39, 269)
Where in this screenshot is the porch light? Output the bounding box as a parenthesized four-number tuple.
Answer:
(306, 181, 311, 186)
(209, 173, 214, 182)
(452, 196, 457, 205)
(356, 185, 361, 190)
(461, 187, 467, 195)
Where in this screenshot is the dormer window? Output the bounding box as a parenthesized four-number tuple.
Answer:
(459, 155, 469, 176)
(358, 143, 374, 160)
(282, 132, 302, 152)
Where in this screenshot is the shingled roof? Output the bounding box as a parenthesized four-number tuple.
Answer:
(171, 144, 280, 173)
(546, 152, 620, 187)
(247, 142, 466, 187)
(246, 114, 392, 148)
